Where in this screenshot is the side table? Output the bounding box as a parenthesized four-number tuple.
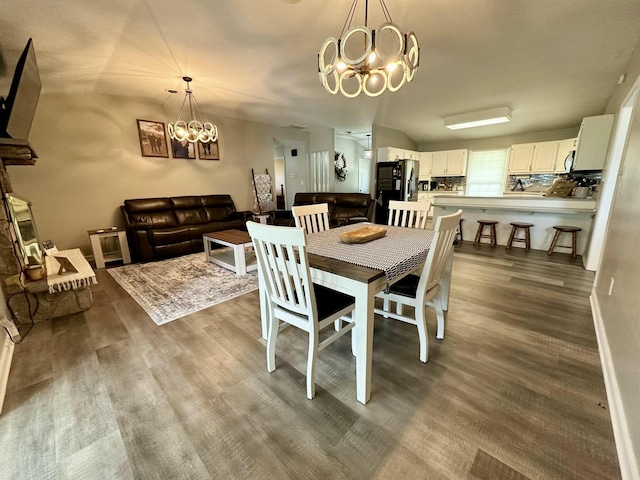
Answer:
(88, 227, 131, 268)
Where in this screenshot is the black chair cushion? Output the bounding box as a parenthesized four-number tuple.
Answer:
(313, 283, 354, 320)
(388, 274, 420, 298)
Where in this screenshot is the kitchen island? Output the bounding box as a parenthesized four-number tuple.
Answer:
(432, 195, 596, 256)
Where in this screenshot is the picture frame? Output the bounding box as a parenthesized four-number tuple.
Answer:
(136, 119, 169, 158)
(171, 138, 196, 159)
(197, 139, 220, 160)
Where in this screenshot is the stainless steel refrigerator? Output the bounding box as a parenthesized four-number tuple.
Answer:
(375, 159, 420, 224)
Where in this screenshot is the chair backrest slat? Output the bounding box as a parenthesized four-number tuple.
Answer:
(292, 203, 330, 234)
(388, 200, 430, 229)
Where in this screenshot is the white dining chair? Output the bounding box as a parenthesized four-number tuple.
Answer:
(292, 203, 330, 234)
(246, 221, 355, 399)
(374, 209, 462, 362)
(388, 200, 431, 229)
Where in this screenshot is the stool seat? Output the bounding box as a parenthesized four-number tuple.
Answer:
(506, 222, 534, 251)
(474, 220, 498, 246)
(510, 222, 534, 228)
(548, 225, 582, 258)
(553, 225, 581, 232)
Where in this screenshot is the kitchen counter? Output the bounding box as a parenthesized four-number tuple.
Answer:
(432, 195, 596, 256)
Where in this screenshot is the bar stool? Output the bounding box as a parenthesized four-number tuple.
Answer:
(506, 222, 533, 252)
(474, 220, 498, 246)
(454, 218, 464, 245)
(547, 225, 581, 258)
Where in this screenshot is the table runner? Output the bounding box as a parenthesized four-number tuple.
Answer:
(45, 248, 97, 293)
(306, 223, 435, 284)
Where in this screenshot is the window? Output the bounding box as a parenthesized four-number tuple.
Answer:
(465, 149, 508, 196)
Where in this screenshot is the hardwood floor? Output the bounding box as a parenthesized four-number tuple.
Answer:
(1, 244, 620, 479)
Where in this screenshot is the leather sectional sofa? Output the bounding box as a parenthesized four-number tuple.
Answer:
(122, 195, 251, 262)
(292, 192, 374, 228)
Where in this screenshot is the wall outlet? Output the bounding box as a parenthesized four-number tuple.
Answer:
(608, 277, 615, 296)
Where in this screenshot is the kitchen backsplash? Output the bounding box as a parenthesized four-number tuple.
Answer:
(427, 176, 467, 191)
(507, 172, 602, 193)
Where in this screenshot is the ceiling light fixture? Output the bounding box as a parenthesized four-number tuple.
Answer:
(364, 134, 372, 158)
(318, 0, 419, 98)
(167, 76, 218, 143)
(444, 107, 513, 130)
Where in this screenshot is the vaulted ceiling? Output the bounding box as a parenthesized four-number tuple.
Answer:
(1, 0, 639, 146)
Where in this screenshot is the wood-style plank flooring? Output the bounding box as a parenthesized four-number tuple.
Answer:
(1, 242, 620, 479)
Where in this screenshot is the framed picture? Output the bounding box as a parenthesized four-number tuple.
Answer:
(136, 119, 169, 158)
(171, 138, 196, 159)
(197, 139, 220, 160)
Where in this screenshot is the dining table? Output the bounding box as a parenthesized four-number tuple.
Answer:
(258, 222, 454, 405)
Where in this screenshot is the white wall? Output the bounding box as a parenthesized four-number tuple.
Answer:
(9, 93, 308, 256)
(334, 136, 363, 193)
(592, 43, 640, 477)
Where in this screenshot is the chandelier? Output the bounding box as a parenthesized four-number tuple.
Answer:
(318, 0, 419, 98)
(167, 76, 218, 144)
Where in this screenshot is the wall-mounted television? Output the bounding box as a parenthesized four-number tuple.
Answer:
(0, 38, 41, 140)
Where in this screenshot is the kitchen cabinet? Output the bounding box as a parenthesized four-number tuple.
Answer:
(555, 138, 578, 173)
(508, 144, 535, 174)
(377, 147, 421, 162)
(377, 147, 403, 162)
(573, 114, 614, 170)
(508, 141, 567, 174)
(531, 141, 559, 172)
(419, 152, 433, 179)
(430, 149, 468, 176)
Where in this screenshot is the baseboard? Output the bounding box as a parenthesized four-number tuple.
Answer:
(590, 292, 639, 480)
(0, 333, 15, 414)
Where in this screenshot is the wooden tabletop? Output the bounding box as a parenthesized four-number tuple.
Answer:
(204, 229, 252, 245)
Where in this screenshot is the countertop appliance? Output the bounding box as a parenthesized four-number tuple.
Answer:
(375, 159, 420, 224)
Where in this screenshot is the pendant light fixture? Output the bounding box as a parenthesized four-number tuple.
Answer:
(318, 0, 419, 98)
(167, 76, 218, 143)
(364, 133, 372, 158)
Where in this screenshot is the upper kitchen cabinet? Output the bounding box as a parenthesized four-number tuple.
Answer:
(419, 152, 433, 179)
(508, 144, 535, 174)
(377, 147, 421, 162)
(509, 141, 564, 174)
(431, 149, 468, 176)
(531, 141, 559, 172)
(377, 147, 404, 162)
(573, 114, 615, 171)
(555, 138, 578, 173)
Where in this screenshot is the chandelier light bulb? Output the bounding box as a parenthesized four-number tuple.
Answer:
(317, 0, 419, 98)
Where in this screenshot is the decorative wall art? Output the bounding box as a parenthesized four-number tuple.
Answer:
(171, 138, 196, 159)
(198, 139, 220, 160)
(335, 151, 348, 181)
(137, 119, 169, 157)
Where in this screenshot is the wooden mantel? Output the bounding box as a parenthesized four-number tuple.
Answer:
(0, 138, 38, 166)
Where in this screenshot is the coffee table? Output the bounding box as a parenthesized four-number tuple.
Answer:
(203, 230, 257, 275)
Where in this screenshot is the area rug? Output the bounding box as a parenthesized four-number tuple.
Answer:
(107, 252, 259, 325)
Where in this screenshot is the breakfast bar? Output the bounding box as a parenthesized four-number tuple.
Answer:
(432, 195, 597, 255)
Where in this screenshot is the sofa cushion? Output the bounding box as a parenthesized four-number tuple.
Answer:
(175, 208, 208, 225)
(150, 226, 191, 246)
(129, 211, 178, 228)
(125, 198, 172, 213)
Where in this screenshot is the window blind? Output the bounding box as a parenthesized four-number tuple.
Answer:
(465, 149, 508, 196)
